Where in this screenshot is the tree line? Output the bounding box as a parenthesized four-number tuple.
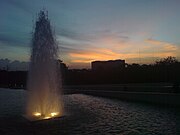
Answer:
(0, 57, 180, 89)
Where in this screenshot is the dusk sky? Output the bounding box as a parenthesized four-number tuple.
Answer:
(0, 0, 180, 68)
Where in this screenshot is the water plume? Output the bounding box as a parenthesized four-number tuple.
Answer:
(25, 10, 63, 120)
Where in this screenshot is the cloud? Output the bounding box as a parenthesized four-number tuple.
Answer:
(0, 41, 29, 61)
(56, 28, 129, 50)
(59, 34, 180, 68)
(66, 37, 180, 67)
(0, 33, 28, 47)
(56, 28, 80, 41)
(0, 58, 29, 71)
(145, 38, 163, 45)
(145, 38, 178, 53)
(69, 48, 139, 63)
(12, 1, 32, 13)
(58, 46, 79, 53)
(2, 0, 38, 13)
(68, 48, 179, 65)
(56, 28, 95, 43)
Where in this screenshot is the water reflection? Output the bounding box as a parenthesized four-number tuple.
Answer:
(0, 89, 179, 135)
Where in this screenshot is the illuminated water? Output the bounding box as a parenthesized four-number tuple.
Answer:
(0, 89, 179, 135)
(26, 10, 63, 120)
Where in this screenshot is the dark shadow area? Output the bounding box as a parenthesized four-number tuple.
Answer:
(0, 57, 179, 93)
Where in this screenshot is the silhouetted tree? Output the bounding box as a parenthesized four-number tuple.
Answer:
(155, 56, 178, 65)
(0, 56, 180, 90)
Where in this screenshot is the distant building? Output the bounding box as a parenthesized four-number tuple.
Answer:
(91, 59, 125, 71)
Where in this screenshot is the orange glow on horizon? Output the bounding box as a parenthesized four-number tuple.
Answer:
(69, 50, 177, 64)
(67, 38, 179, 65)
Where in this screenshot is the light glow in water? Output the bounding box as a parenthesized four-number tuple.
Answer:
(32, 111, 60, 120)
(33, 112, 41, 117)
(44, 116, 51, 119)
(51, 112, 58, 117)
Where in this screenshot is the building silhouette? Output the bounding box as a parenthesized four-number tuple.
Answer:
(91, 59, 125, 71)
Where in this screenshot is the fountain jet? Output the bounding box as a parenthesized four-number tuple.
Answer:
(25, 10, 63, 121)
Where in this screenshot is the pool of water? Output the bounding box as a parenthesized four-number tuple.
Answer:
(0, 88, 180, 135)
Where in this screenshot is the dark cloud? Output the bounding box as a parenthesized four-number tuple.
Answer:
(2, 0, 34, 14)
(56, 27, 94, 42)
(0, 58, 29, 71)
(58, 46, 79, 52)
(57, 38, 91, 47)
(0, 33, 29, 47)
(56, 22, 126, 43)
(56, 27, 130, 46)
(58, 45, 90, 54)
(56, 28, 78, 40)
(93, 29, 129, 40)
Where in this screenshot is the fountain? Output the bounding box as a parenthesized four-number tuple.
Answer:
(25, 10, 63, 121)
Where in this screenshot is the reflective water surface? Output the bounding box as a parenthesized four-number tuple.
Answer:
(0, 88, 180, 135)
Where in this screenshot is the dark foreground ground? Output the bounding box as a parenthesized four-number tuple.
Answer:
(0, 88, 180, 135)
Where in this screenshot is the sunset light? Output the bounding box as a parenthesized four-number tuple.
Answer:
(0, 0, 180, 134)
(0, 0, 180, 69)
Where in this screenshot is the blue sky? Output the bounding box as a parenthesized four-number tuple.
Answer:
(0, 0, 180, 68)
